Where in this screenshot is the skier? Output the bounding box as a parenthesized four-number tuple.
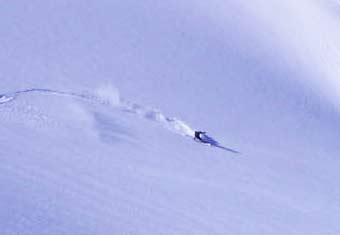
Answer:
(193, 130, 239, 153)
(194, 131, 209, 144)
(194, 131, 217, 146)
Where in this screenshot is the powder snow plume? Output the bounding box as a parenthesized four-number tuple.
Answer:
(121, 100, 195, 137)
(94, 85, 121, 106)
(92, 84, 195, 137)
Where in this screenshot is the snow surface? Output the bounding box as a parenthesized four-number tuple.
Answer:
(1, 0, 340, 234)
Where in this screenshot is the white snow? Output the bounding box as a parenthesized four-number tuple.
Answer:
(1, 0, 340, 235)
(0, 95, 15, 104)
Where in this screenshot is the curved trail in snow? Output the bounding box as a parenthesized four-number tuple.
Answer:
(0, 88, 195, 136)
(1, 88, 109, 105)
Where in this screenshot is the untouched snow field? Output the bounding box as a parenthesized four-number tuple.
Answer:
(1, 0, 340, 234)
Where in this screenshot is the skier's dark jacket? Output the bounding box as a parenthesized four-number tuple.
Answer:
(194, 131, 205, 141)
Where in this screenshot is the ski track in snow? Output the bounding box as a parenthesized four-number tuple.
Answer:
(0, 88, 196, 137)
(121, 100, 195, 137)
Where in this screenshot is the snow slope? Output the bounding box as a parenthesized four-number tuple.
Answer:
(1, 0, 340, 234)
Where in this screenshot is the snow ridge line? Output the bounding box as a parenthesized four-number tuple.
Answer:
(0, 88, 196, 137)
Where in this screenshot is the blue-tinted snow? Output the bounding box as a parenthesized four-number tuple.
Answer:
(1, 0, 340, 234)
